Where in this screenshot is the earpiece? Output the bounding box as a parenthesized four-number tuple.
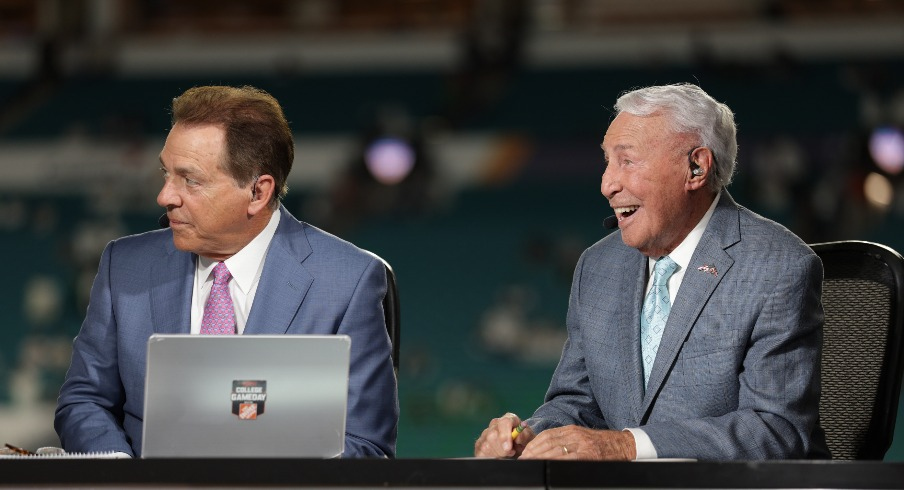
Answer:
(687, 147, 707, 177)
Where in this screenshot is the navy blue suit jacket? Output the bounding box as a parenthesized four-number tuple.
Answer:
(55, 206, 398, 457)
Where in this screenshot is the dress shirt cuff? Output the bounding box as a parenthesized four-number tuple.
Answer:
(624, 428, 657, 460)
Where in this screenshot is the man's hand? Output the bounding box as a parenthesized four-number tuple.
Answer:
(474, 413, 535, 458)
(518, 426, 636, 460)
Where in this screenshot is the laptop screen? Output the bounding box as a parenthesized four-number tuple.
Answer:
(141, 334, 350, 458)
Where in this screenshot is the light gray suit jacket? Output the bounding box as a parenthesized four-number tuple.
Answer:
(528, 192, 829, 460)
(55, 206, 398, 457)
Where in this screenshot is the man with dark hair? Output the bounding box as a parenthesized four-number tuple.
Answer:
(56, 85, 398, 458)
(475, 83, 828, 461)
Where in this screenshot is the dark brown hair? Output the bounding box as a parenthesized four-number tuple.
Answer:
(171, 85, 293, 207)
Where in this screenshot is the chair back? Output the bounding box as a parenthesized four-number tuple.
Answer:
(810, 240, 904, 459)
(379, 258, 401, 375)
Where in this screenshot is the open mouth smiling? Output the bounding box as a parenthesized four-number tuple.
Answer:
(613, 205, 639, 221)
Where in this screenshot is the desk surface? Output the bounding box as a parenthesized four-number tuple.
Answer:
(1, 459, 902, 489)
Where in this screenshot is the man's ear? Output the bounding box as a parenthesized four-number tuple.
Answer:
(248, 175, 276, 214)
(686, 147, 713, 190)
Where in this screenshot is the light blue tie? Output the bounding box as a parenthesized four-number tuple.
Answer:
(641, 256, 679, 387)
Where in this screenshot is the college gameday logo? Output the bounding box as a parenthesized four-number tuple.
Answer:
(231, 380, 267, 420)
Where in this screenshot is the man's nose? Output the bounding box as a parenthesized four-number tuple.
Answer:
(157, 180, 180, 208)
(600, 166, 620, 199)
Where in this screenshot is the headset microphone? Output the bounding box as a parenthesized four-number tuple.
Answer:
(603, 215, 618, 229)
(158, 214, 170, 228)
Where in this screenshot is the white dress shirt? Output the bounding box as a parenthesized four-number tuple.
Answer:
(627, 192, 721, 459)
(190, 208, 281, 334)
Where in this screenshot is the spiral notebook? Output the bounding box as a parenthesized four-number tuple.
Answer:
(141, 334, 351, 458)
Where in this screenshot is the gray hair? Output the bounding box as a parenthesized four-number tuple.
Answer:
(614, 83, 737, 192)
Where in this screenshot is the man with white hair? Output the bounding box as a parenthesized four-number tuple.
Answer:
(475, 83, 829, 460)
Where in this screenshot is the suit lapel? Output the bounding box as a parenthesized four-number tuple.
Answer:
(244, 207, 314, 335)
(639, 193, 741, 419)
(581, 241, 648, 426)
(624, 250, 649, 424)
(150, 235, 194, 334)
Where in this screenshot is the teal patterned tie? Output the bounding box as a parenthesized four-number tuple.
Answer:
(641, 256, 679, 386)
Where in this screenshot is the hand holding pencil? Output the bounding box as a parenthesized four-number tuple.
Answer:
(475, 413, 533, 459)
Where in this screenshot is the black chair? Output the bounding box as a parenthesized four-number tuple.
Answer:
(810, 240, 904, 460)
(378, 257, 400, 376)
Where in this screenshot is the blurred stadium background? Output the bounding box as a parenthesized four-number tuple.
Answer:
(1, 0, 904, 459)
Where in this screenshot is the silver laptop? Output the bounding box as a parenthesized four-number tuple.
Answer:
(141, 334, 350, 458)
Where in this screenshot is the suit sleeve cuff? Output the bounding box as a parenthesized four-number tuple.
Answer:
(624, 428, 657, 460)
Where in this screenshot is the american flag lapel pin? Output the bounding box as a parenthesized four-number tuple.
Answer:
(697, 264, 718, 276)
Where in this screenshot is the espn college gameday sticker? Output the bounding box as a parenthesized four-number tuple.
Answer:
(231, 380, 267, 419)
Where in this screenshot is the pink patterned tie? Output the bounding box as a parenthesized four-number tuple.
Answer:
(200, 262, 236, 335)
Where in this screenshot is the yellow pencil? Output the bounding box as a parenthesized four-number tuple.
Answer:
(511, 423, 525, 440)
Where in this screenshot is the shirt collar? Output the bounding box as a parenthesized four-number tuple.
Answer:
(649, 192, 721, 272)
(197, 208, 281, 293)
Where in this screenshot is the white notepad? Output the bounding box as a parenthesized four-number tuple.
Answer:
(141, 334, 351, 458)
